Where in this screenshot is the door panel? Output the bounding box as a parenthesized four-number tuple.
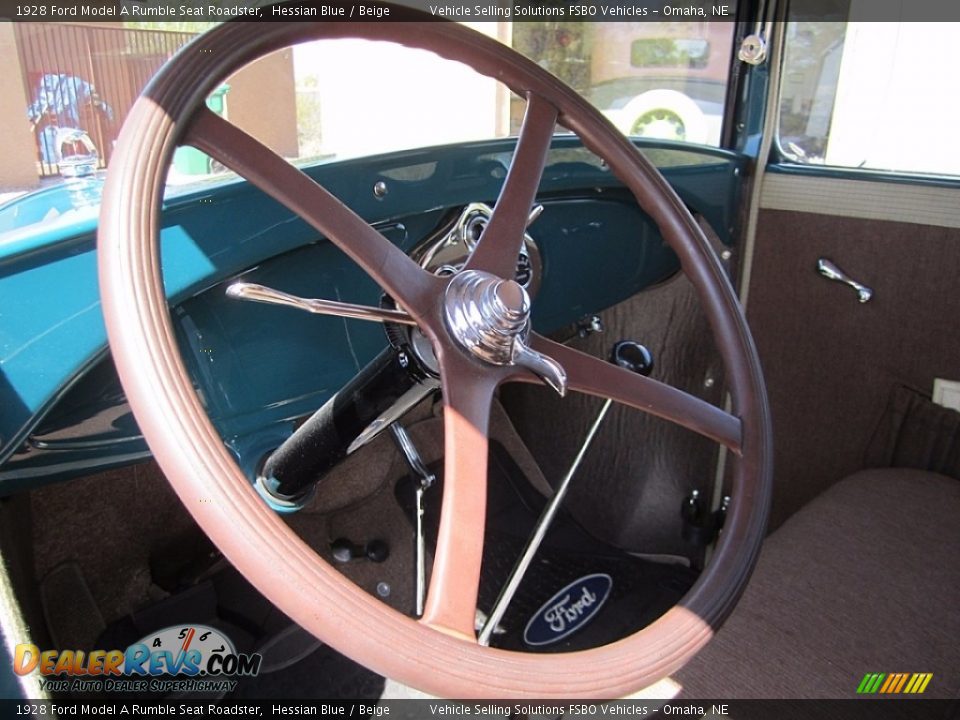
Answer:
(746, 177, 960, 528)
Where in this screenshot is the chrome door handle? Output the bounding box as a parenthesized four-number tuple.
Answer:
(816, 258, 873, 303)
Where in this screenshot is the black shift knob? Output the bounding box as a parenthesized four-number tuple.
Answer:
(610, 341, 654, 376)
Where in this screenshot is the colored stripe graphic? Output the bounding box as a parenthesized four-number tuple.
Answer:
(881, 673, 906, 693)
(905, 673, 933, 693)
(857, 673, 885, 693)
(857, 672, 932, 694)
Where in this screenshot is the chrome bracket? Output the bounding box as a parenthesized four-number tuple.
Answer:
(411, 202, 543, 296)
(444, 270, 566, 396)
(738, 7, 773, 66)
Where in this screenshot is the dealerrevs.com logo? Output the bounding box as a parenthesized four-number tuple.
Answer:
(13, 624, 262, 694)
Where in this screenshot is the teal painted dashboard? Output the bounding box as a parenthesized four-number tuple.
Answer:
(0, 137, 746, 490)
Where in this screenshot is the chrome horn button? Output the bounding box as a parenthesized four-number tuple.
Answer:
(444, 269, 567, 395)
(444, 270, 528, 365)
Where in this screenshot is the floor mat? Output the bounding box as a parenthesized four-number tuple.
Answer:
(34, 402, 696, 698)
(478, 533, 697, 652)
(229, 644, 384, 700)
(397, 437, 700, 652)
(39, 560, 105, 651)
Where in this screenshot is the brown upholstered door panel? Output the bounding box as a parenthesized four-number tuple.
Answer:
(746, 185, 960, 528)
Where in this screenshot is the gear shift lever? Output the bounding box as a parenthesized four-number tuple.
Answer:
(478, 341, 653, 645)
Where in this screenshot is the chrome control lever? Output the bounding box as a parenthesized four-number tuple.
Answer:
(227, 282, 417, 325)
(525, 204, 544, 228)
(816, 259, 873, 303)
(512, 341, 567, 397)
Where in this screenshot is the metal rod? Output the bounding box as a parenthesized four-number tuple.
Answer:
(390, 423, 435, 618)
(347, 380, 440, 455)
(414, 484, 427, 617)
(526, 204, 544, 228)
(226, 282, 417, 325)
(478, 398, 612, 646)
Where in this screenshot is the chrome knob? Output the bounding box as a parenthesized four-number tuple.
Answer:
(444, 270, 566, 396)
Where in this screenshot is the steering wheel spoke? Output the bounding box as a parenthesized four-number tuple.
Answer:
(464, 93, 557, 280)
(522, 334, 743, 454)
(183, 108, 440, 322)
(419, 355, 499, 641)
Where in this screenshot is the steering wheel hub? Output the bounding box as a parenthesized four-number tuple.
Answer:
(444, 269, 530, 364)
(444, 269, 567, 395)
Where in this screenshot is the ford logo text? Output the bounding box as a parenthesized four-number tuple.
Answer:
(523, 573, 613, 647)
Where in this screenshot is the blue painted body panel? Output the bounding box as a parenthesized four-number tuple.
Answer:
(0, 177, 103, 236)
(0, 137, 746, 490)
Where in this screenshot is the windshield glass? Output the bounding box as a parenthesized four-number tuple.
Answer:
(0, 18, 737, 236)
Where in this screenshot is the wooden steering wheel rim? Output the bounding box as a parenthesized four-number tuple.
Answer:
(98, 8, 772, 699)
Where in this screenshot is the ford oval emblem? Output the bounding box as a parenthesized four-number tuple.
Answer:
(523, 573, 613, 647)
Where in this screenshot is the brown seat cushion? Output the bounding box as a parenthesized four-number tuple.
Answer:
(674, 469, 960, 699)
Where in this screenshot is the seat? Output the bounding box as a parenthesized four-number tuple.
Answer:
(674, 469, 960, 699)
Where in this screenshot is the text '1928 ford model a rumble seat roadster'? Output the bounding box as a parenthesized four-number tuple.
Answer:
(0, 0, 958, 714)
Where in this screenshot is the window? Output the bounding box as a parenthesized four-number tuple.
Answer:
(0, 18, 740, 235)
(288, 20, 739, 162)
(630, 38, 711, 69)
(515, 21, 736, 146)
(778, 19, 960, 177)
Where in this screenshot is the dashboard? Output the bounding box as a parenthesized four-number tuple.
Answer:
(0, 137, 746, 490)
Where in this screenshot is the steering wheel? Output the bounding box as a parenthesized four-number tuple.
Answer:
(98, 9, 771, 699)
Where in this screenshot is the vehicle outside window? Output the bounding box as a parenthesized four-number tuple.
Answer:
(0, 18, 739, 236)
(293, 20, 738, 161)
(778, 19, 960, 177)
(562, 22, 734, 145)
